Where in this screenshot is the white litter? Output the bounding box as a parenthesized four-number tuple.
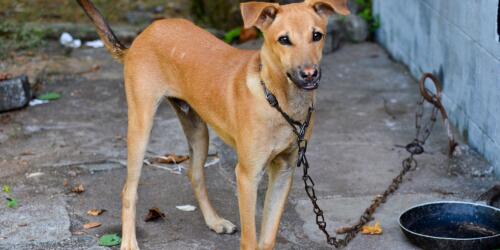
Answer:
(204, 156, 220, 168)
(27, 172, 45, 178)
(85, 40, 104, 48)
(29, 99, 49, 106)
(176, 205, 197, 212)
(60, 32, 82, 48)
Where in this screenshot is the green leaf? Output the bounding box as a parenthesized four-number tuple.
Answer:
(38, 92, 61, 101)
(2, 185, 10, 193)
(6, 198, 17, 208)
(223, 27, 242, 44)
(98, 234, 121, 247)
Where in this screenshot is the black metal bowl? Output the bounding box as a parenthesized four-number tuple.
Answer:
(399, 201, 500, 250)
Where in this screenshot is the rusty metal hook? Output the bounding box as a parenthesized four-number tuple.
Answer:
(418, 73, 458, 157)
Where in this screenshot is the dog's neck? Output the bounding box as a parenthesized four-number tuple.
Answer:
(258, 44, 315, 121)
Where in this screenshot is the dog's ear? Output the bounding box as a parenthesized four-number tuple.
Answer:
(305, 0, 350, 17)
(241, 2, 280, 30)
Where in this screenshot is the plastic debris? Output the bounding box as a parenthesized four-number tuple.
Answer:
(204, 156, 220, 168)
(37, 92, 61, 101)
(29, 99, 49, 106)
(176, 205, 196, 212)
(60, 32, 81, 48)
(6, 198, 17, 208)
(98, 234, 121, 247)
(26, 172, 44, 178)
(84, 40, 104, 48)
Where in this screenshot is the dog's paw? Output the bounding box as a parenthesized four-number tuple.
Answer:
(120, 239, 140, 250)
(208, 218, 237, 234)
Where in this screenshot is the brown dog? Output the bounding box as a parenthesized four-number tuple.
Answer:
(77, 0, 349, 249)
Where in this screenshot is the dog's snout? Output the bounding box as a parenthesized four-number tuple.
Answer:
(299, 67, 319, 80)
(288, 64, 321, 91)
(298, 65, 320, 83)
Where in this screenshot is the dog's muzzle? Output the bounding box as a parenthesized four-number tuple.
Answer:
(287, 65, 321, 91)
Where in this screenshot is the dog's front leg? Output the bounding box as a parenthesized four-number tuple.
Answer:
(236, 159, 265, 250)
(258, 156, 295, 250)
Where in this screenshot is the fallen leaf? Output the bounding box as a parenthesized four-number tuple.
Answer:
(6, 198, 17, 208)
(144, 207, 166, 222)
(38, 92, 61, 101)
(71, 183, 85, 193)
(176, 205, 196, 212)
(18, 223, 27, 227)
(63, 179, 69, 187)
(152, 154, 189, 164)
(2, 185, 10, 193)
(77, 65, 101, 75)
(336, 226, 353, 234)
(361, 221, 383, 235)
(20, 151, 34, 156)
(73, 231, 86, 236)
(98, 234, 121, 247)
(83, 222, 102, 229)
(87, 209, 106, 216)
(0, 73, 12, 81)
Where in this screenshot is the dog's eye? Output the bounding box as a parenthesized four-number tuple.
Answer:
(312, 31, 323, 42)
(278, 35, 292, 46)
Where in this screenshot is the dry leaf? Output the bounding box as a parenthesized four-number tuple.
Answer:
(361, 221, 383, 235)
(152, 154, 189, 164)
(0, 73, 12, 81)
(87, 209, 106, 216)
(77, 65, 101, 75)
(336, 226, 353, 234)
(71, 183, 85, 193)
(83, 222, 102, 229)
(144, 207, 166, 222)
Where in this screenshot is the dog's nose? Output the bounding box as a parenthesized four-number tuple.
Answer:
(299, 66, 319, 82)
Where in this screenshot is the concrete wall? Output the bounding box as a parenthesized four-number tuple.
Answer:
(373, 0, 500, 177)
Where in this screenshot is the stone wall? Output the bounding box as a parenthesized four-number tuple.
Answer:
(373, 0, 500, 177)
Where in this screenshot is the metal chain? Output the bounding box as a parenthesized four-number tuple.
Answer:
(260, 72, 453, 248)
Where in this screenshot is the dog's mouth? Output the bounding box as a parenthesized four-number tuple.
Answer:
(287, 72, 321, 91)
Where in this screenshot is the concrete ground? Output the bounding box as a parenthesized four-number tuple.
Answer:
(0, 41, 497, 250)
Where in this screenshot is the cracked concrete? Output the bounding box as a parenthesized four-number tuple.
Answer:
(0, 41, 497, 249)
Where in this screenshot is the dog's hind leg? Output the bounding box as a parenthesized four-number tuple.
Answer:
(121, 80, 163, 250)
(169, 98, 237, 234)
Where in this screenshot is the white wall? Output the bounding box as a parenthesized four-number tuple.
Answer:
(373, 0, 500, 177)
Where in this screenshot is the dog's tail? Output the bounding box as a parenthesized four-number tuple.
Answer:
(76, 0, 127, 62)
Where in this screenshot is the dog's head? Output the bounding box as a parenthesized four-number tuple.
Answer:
(241, 0, 349, 90)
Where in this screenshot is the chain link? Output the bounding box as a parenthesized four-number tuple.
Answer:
(261, 73, 451, 248)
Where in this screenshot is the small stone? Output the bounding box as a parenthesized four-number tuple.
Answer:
(0, 75, 31, 112)
(345, 15, 369, 42)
